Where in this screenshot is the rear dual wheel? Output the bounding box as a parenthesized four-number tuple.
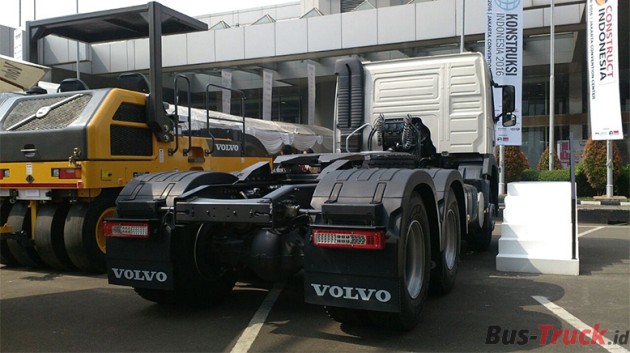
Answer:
(64, 190, 118, 273)
(34, 203, 75, 271)
(5, 202, 43, 268)
(327, 193, 431, 331)
(135, 223, 237, 306)
(430, 189, 461, 295)
(385, 193, 432, 331)
(1, 201, 64, 268)
(467, 203, 494, 252)
(1, 191, 117, 273)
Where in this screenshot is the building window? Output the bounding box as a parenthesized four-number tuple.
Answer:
(522, 74, 570, 116)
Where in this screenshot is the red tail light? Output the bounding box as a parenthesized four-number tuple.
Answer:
(104, 221, 150, 239)
(311, 228, 385, 250)
(0, 169, 8, 179)
(52, 168, 81, 179)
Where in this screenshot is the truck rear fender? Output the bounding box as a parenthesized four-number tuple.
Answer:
(115, 171, 238, 218)
(107, 170, 240, 289)
(306, 168, 441, 312)
(312, 168, 441, 249)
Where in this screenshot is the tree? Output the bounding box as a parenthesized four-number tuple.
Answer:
(496, 146, 530, 183)
(537, 146, 563, 170)
(582, 137, 622, 194)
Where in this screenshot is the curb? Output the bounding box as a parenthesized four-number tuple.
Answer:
(577, 200, 630, 206)
(576, 208, 630, 224)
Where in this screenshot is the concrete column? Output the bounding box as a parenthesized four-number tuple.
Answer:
(221, 69, 232, 114)
(307, 61, 316, 126)
(262, 69, 273, 120)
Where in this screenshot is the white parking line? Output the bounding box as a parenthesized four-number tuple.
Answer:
(230, 282, 285, 353)
(578, 226, 604, 237)
(532, 296, 630, 353)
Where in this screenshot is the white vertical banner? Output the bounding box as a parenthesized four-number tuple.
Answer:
(221, 69, 232, 115)
(262, 69, 273, 121)
(587, 0, 623, 140)
(13, 29, 23, 60)
(307, 62, 316, 126)
(486, 0, 523, 146)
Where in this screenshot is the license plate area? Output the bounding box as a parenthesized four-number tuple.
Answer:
(17, 189, 52, 200)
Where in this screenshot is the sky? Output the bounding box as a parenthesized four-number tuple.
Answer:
(0, 0, 296, 29)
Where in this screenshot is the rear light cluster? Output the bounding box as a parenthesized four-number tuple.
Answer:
(0, 169, 9, 179)
(311, 228, 385, 250)
(51, 167, 81, 179)
(104, 221, 150, 239)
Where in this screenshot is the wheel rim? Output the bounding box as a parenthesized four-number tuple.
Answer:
(404, 220, 425, 299)
(95, 207, 116, 254)
(444, 208, 458, 271)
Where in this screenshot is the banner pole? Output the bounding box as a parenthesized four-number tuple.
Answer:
(548, 0, 555, 170)
(460, 0, 465, 53)
(499, 145, 505, 195)
(586, 0, 623, 143)
(606, 140, 613, 198)
(75, 0, 80, 80)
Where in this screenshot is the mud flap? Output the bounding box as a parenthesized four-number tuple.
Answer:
(304, 272, 401, 313)
(108, 259, 174, 290)
(107, 229, 174, 290)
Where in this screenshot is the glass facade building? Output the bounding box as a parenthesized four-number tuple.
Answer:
(1, 0, 628, 165)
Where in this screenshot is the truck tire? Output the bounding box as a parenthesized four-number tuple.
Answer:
(160, 223, 237, 306)
(0, 201, 20, 267)
(34, 203, 76, 271)
(430, 189, 460, 295)
(64, 191, 117, 273)
(382, 193, 431, 331)
(6, 202, 43, 268)
(467, 203, 494, 252)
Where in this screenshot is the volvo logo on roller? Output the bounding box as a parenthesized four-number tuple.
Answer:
(311, 283, 392, 302)
(111, 268, 168, 282)
(215, 143, 240, 152)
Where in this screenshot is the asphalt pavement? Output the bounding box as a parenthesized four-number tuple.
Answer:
(1, 223, 628, 353)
